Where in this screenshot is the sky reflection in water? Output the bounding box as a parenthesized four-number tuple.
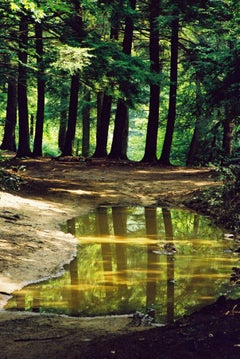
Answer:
(5, 207, 240, 324)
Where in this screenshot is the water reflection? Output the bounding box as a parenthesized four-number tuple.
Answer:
(5, 207, 240, 323)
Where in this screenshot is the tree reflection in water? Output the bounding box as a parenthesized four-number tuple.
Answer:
(6, 206, 240, 324)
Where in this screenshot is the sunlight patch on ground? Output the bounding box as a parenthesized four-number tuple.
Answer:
(50, 188, 96, 196)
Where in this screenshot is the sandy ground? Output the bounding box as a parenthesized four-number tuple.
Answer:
(1, 158, 229, 358)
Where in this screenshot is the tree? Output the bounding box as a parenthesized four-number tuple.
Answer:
(141, 0, 161, 163)
(108, 0, 137, 160)
(92, 1, 120, 159)
(186, 70, 203, 166)
(92, 93, 112, 158)
(60, 0, 86, 156)
(0, 69, 17, 151)
(61, 73, 80, 156)
(82, 88, 91, 157)
(33, 22, 45, 156)
(16, 13, 32, 157)
(159, 10, 179, 165)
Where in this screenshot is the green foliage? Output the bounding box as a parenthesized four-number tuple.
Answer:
(217, 158, 240, 203)
(9, 0, 45, 21)
(1, 0, 240, 164)
(52, 45, 94, 75)
(200, 159, 240, 232)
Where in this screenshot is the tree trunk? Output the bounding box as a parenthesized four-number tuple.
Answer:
(16, 15, 32, 158)
(58, 108, 67, 152)
(33, 23, 45, 157)
(82, 89, 91, 157)
(61, 74, 80, 156)
(186, 73, 202, 166)
(108, 0, 136, 160)
(108, 99, 129, 159)
(0, 71, 17, 151)
(223, 106, 234, 157)
(92, 2, 122, 159)
(58, 89, 68, 152)
(158, 15, 179, 165)
(92, 93, 112, 158)
(141, 0, 160, 163)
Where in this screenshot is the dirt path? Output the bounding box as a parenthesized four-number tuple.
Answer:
(2, 158, 235, 359)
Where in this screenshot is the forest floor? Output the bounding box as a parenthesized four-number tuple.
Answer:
(0, 156, 240, 358)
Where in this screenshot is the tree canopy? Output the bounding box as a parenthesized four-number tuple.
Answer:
(0, 0, 239, 164)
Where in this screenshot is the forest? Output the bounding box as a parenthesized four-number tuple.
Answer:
(0, 0, 239, 165)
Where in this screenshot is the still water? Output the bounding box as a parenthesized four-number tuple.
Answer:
(5, 207, 240, 324)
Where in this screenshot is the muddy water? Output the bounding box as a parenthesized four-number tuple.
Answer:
(5, 207, 240, 324)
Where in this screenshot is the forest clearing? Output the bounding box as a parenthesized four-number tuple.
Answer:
(0, 157, 240, 358)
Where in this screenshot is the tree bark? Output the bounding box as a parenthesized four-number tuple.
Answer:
(61, 74, 80, 156)
(16, 15, 31, 158)
(186, 72, 202, 166)
(92, 93, 112, 158)
(58, 107, 67, 152)
(33, 22, 45, 157)
(223, 106, 234, 157)
(159, 15, 179, 165)
(108, 0, 136, 160)
(141, 0, 160, 163)
(0, 70, 17, 151)
(82, 89, 91, 157)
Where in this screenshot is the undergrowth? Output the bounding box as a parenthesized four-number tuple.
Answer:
(189, 159, 240, 234)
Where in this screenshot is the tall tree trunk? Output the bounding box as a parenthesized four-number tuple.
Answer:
(141, 0, 160, 163)
(186, 72, 202, 166)
(108, 99, 129, 159)
(92, 2, 122, 159)
(0, 71, 17, 151)
(16, 15, 31, 157)
(108, 0, 136, 160)
(33, 23, 45, 157)
(159, 15, 179, 165)
(92, 93, 112, 158)
(58, 108, 67, 152)
(61, 74, 80, 156)
(82, 89, 91, 157)
(223, 106, 234, 157)
(58, 88, 68, 152)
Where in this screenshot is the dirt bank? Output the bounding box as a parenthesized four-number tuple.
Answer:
(1, 158, 239, 358)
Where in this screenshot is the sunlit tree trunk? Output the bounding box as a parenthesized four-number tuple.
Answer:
(141, 0, 160, 163)
(16, 15, 31, 157)
(159, 14, 179, 165)
(33, 22, 45, 157)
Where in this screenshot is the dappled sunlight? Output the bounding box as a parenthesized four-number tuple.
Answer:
(49, 188, 97, 196)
